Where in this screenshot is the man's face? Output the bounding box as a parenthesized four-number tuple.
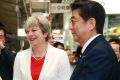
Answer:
(0, 30, 5, 44)
(69, 9, 89, 42)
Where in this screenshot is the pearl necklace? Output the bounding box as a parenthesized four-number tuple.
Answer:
(32, 46, 47, 60)
(32, 55, 45, 60)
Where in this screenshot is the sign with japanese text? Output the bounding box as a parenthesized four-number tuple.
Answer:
(50, 3, 70, 13)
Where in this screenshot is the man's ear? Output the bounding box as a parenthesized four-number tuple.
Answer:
(87, 18, 96, 31)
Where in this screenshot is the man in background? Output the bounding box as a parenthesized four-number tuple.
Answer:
(109, 38, 120, 60)
(0, 22, 15, 80)
(109, 38, 120, 80)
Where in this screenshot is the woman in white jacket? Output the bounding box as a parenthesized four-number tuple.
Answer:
(13, 14, 70, 80)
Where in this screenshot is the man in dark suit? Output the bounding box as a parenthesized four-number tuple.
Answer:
(69, 0, 119, 80)
(0, 22, 15, 80)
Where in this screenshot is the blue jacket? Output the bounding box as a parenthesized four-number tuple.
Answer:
(70, 35, 119, 80)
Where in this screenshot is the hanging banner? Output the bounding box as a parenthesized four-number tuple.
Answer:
(50, 3, 70, 13)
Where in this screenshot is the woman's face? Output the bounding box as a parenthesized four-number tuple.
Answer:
(26, 26, 47, 47)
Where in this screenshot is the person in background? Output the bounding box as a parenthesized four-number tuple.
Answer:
(108, 38, 120, 60)
(48, 32, 54, 45)
(69, 0, 118, 80)
(0, 22, 15, 80)
(13, 14, 70, 80)
(65, 49, 79, 76)
(66, 49, 74, 63)
(108, 38, 120, 80)
(53, 41, 64, 50)
(66, 49, 79, 64)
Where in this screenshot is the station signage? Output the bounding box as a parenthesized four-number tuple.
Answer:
(50, 3, 70, 13)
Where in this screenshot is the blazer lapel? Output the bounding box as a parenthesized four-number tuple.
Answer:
(25, 48, 33, 80)
(38, 44, 54, 80)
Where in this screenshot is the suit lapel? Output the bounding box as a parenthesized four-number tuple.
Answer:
(83, 35, 104, 54)
(70, 55, 84, 80)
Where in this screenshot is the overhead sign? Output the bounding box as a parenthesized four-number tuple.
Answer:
(50, 3, 70, 13)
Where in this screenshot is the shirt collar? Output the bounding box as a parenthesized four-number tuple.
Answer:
(0, 49, 1, 55)
(81, 34, 101, 53)
(118, 59, 120, 62)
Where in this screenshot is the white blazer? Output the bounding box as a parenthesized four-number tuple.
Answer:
(13, 44, 71, 80)
(0, 76, 2, 80)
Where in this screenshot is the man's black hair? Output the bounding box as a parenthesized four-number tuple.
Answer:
(70, 0, 106, 34)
